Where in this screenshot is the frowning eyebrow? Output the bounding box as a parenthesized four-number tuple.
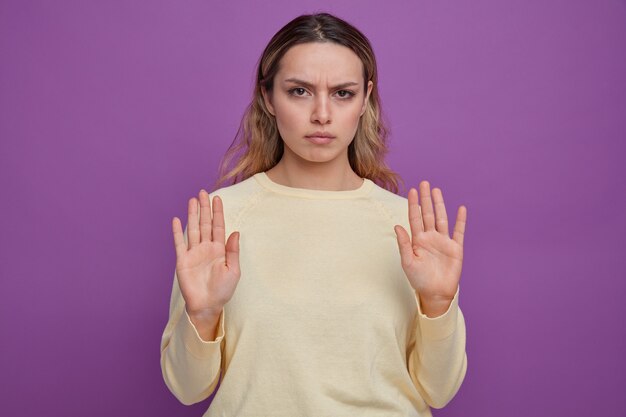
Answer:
(283, 78, 360, 90)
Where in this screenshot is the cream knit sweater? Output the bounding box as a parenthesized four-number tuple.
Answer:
(161, 172, 467, 417)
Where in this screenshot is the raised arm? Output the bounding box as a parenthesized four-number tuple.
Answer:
(160, 190, 241, 405)
(394, 181, 468, 407)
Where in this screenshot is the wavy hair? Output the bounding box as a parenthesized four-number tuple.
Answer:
(214, 12, 402, 194)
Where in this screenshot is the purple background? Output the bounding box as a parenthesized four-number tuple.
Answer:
(1, 1, 625, 416)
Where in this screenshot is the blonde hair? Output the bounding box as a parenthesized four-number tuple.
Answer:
(214, 12, 403, 194)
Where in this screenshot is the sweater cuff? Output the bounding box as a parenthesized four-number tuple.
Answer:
(176, 308, 225, 359)
(415, 285, 460, 340)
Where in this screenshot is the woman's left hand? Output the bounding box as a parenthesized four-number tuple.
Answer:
(394, 181, 467, 318)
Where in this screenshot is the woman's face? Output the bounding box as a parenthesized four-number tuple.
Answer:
(262, 42, 373, 167)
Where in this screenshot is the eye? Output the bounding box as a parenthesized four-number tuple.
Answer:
(336, 90, 355, 99)
(289, 87, 308, 96)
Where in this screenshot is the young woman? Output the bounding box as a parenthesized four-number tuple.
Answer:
(161, 12, 468, 417)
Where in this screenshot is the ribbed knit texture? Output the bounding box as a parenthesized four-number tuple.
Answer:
(161, 172, 467, 416)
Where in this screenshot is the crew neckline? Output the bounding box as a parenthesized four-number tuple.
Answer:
(253, 171, 374, 199)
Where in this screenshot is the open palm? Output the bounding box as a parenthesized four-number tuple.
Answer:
(394, 181, 467, 311)
(172, 190, 241, 317)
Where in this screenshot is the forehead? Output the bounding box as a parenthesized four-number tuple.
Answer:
(276, 42, 363, 81)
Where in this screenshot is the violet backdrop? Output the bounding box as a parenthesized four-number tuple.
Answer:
(1, 1, 625, 416)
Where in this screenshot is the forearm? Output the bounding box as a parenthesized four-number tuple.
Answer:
(160, 273, 226, 405)
(161, 308, 225, 405)
(408, 288, 467, 408)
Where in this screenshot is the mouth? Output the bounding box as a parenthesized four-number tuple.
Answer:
(305, 131, 336, 139)
(305, 131, 336, 144)
(304, 132, 335, 145)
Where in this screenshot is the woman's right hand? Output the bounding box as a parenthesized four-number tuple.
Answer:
(172, 190, 241, 323)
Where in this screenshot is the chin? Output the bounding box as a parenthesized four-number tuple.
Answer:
(280, 138, 351, 165)
(297, 149, 345, 164)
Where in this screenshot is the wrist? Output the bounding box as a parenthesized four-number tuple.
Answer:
(186, 306, 223, 341)
(186, 305, 223, 322)
(417, 293, 453, 318)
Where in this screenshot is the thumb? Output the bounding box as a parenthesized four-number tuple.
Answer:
(394, 225, 414, 269)
(225, 231, 240, 274)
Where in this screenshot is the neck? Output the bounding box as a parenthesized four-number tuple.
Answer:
(265, 151, 363, 191)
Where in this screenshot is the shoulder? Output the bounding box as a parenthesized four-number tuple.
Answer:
(207, 174, 265, 225)
(366, 182, 408, 225)
(369, 182, 407, 205)
(208, 174, 262, 201)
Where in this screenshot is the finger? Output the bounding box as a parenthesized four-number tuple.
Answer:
(212, 195, 226, 245)
(408, 188, 424, 242)
(394, 225, 415, 269)
(187, 197, 200, 249)
(419, 181, 436, 231)
(432, 188, 449, 236)
(452, 205, 467, 247)
(199, 190, 212, 243)
(172, 217, 186, 259)
(225, 232, 240, 274)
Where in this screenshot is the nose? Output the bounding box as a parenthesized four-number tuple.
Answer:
(311, 95, 331, 125)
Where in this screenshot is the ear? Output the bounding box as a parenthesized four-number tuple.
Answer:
(261, 87, 276, 116)
(360, 80, 373, 117)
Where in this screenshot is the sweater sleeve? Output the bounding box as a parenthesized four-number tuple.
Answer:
(407, 285, 467, 409)
(160, 222, 226, 405)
